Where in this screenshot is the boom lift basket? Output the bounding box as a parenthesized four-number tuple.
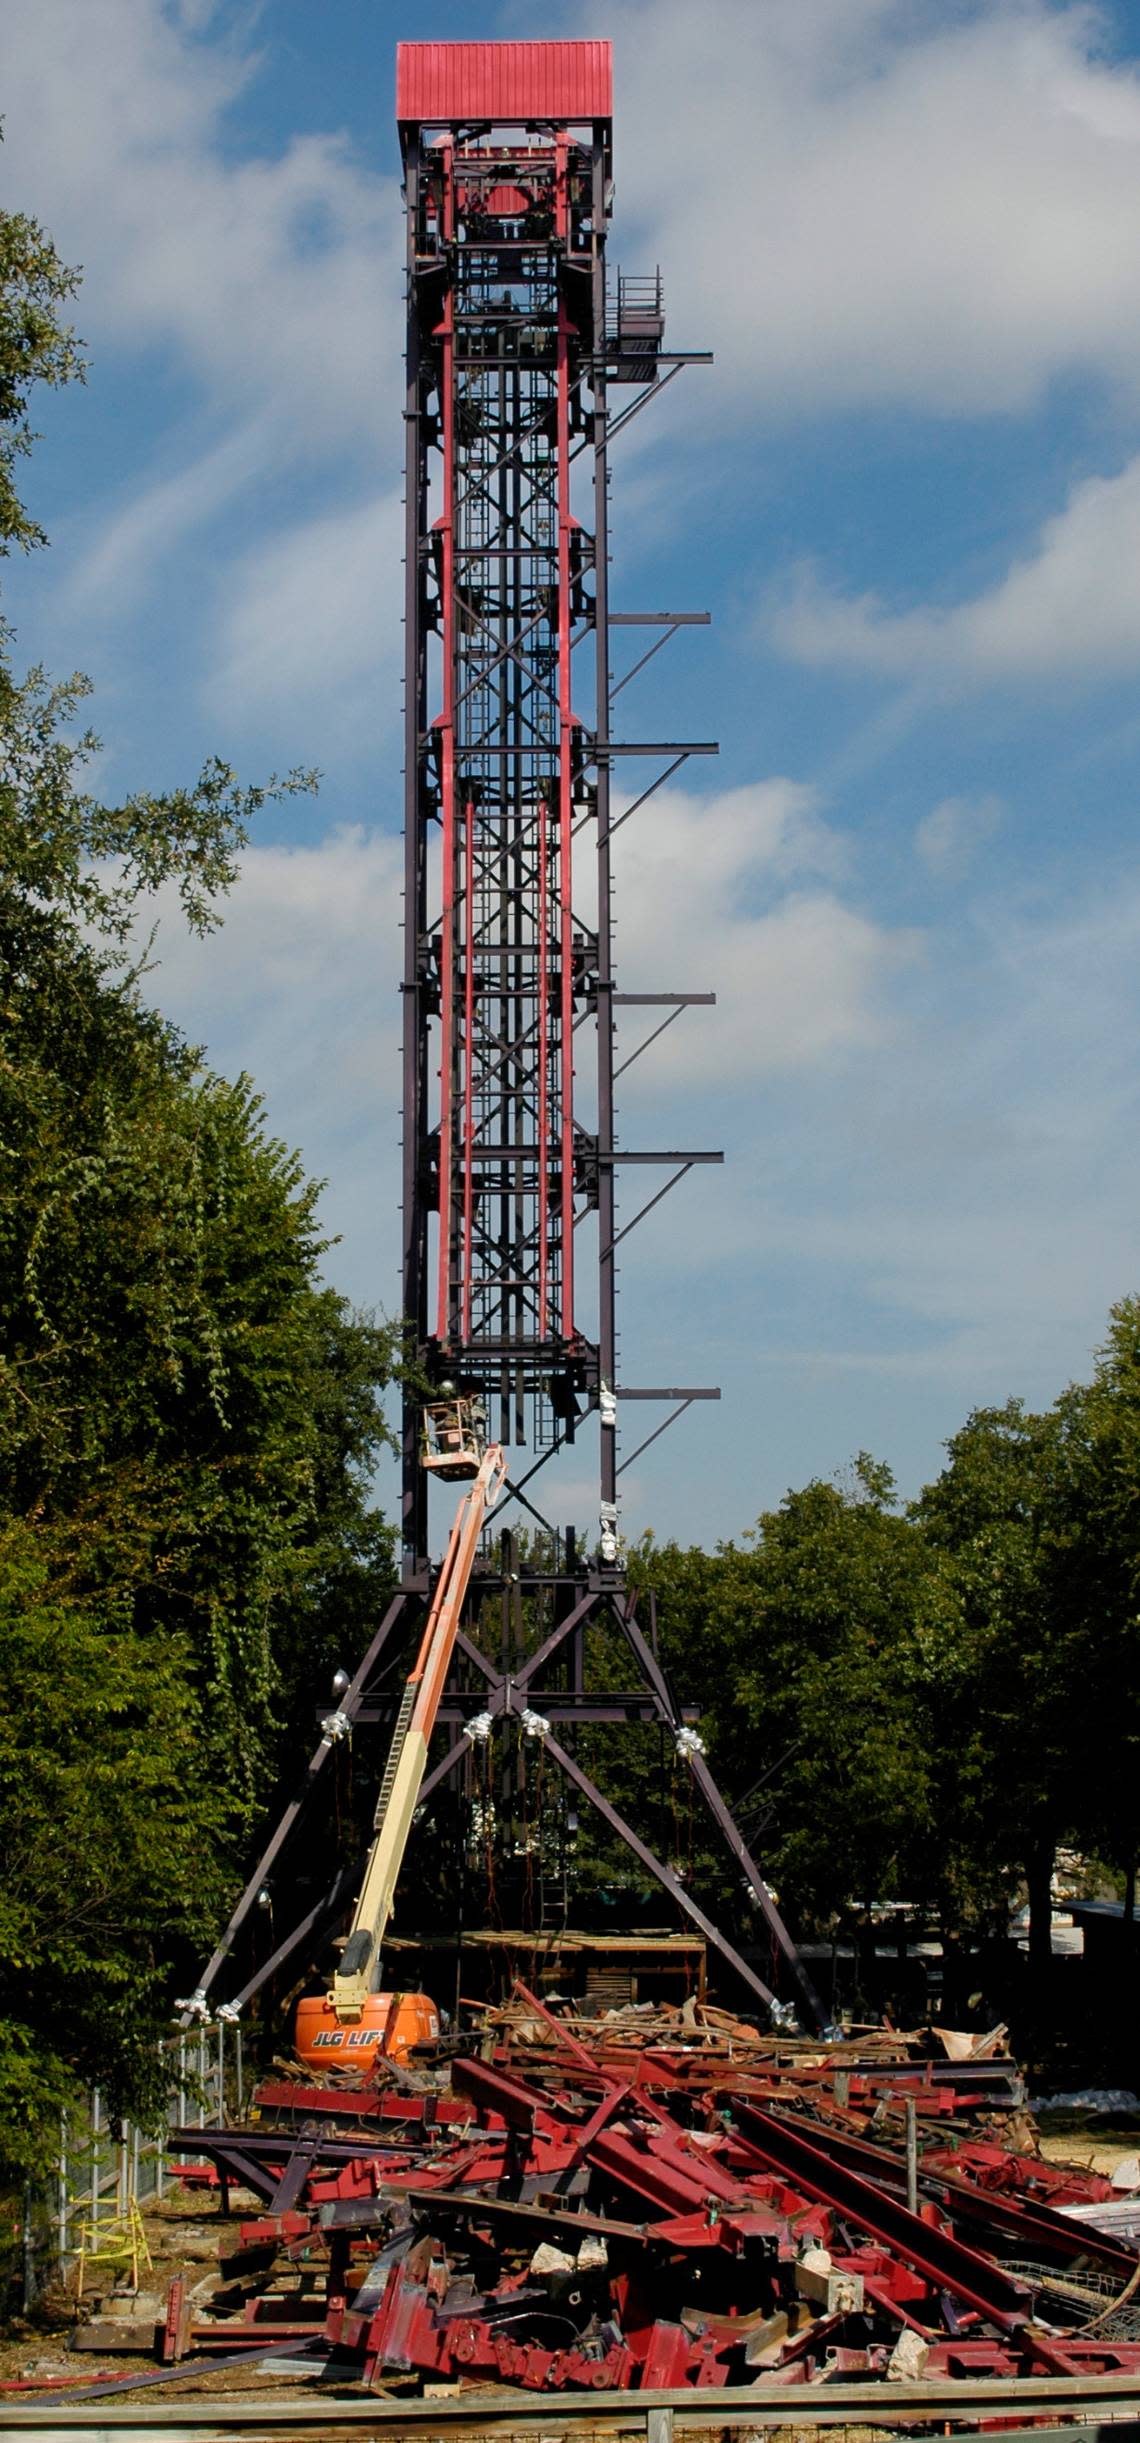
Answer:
(421, 1398, 486, 1481)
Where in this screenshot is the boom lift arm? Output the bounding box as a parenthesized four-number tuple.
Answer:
(330, 1433, 507, 2021)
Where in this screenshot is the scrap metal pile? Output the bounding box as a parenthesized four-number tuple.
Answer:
(151, 1991, 1140, 2392)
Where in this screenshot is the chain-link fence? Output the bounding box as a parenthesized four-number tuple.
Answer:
(15, 2021, 244, 2312)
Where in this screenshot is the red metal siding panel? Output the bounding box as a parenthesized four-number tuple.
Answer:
(396, 42, 612, 126)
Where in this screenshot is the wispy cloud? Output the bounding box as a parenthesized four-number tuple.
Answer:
(135, 824, 404, 1302)
(67, 423, 275, 618)
(915, 795, 1004, 880)
(593, 0, 1140, 419)
(690, 858, 1140, 1332)
(612, 780, 914, 1086)
(768, 453, 1140, 686)
(2, 0, 403, 449)
(207, 488, 406, 735)
(3, 0, 404, 740)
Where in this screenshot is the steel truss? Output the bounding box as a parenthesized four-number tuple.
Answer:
(398, 55, 723, 1568)
(187, 45, 821, 2038)
(191, 1561, 824, 2030)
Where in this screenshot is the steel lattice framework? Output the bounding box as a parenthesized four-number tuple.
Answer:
(399, 44, 725, 1569)
(430, 141, 583, 1416)
(186, 43, 825, 2040)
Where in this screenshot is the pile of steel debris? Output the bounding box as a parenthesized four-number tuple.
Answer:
(91, 1989, 1140, 2394)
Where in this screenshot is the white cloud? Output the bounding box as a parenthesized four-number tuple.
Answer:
(15, 0, 1140, 495)
(769, 453, 1140, 684)
(136, 824, 404, 1303)
(602, 800, 1140, 1376)
(122, 803, 1140, 1536)
(67, 423, 274, 617)
(208, 488, 405, 730)
(599, 0, 1140, 418)
(698, 858, 1140, 1337)
(2, 0, 405, 686)
(1, 0, 403, 451)
(596, 848, 1140, 1526)
(129, 779, 917, 1288)
(915, 794, 1003, 878)
(612, 780, 916, 1083)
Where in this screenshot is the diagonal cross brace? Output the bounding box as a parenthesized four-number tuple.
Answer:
(527, 1721, 779, 2016)
(607, 1598, 828, 2032)
(186, 1588, 418, 2014)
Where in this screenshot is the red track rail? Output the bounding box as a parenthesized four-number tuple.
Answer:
(434, 139, 457, 1344)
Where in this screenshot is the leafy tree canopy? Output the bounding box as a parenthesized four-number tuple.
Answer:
(0, 201, 84, 554)
(0, 1523, 233, 2180)
(0, 203, 399, 2181)
(635, 1458, 952, 1940)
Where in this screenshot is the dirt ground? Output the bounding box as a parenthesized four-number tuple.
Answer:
(1036, 2121, 1140, 2178)
(0, 2182, 292, 2400)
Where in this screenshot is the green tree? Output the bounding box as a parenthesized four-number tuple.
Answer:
(0, 202, 399, 2177)
(733, 1460, 942, 1925)
(1050, 1301, 1140, 1913)
(916, 1400, 1081, 1972)
(0, 949, 400, 2177)
(0, 203, 84, 553)
(1, 977, 399, 1775)
(0, 1523, 233, 2179)
(636, 1461, 947, 1984)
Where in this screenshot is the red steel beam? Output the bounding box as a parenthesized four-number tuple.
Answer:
(732, 2102, 1033, 2334)
(434, 140, 457, 1345)
(556, 132, 576, 1338)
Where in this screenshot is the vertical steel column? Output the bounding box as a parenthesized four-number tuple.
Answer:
(409, 116, 597, 1462)
(537, 789, 551, 1340)
(555, 132, 577, 1345)
(592, 133, 617, 1521)
(400, 126, 429, 1571)
(462, 794, 476, 1344)
(434, 143, 457, 1351)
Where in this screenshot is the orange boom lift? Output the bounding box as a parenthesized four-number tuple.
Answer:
(294, 1404, 507, 2071)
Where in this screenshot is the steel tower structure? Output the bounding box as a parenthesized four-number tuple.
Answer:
(187, 42, 824, 2039)
(398, 38, 723, 1574)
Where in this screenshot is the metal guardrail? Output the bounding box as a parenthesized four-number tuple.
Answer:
(5, 2374, 1140, 2432)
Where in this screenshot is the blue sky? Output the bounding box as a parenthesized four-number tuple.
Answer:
(7, 0, 1140, 1547)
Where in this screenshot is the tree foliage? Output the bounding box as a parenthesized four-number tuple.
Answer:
(913, 1347, 1140, 1964)
(0, 939, 400, 2169)
(637, 1459, 948, 1940)
(0, 203, 84, 554)
(915, 1401, 1075, 1966)
(0, 1524, 233, 2178)
(0, 204, 399, 2181)
(1051, 1303, 1140, 1895)
(633, 1348, 1140, 2002)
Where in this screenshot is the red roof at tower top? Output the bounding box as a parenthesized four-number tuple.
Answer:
(396, 41, 613, 127)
